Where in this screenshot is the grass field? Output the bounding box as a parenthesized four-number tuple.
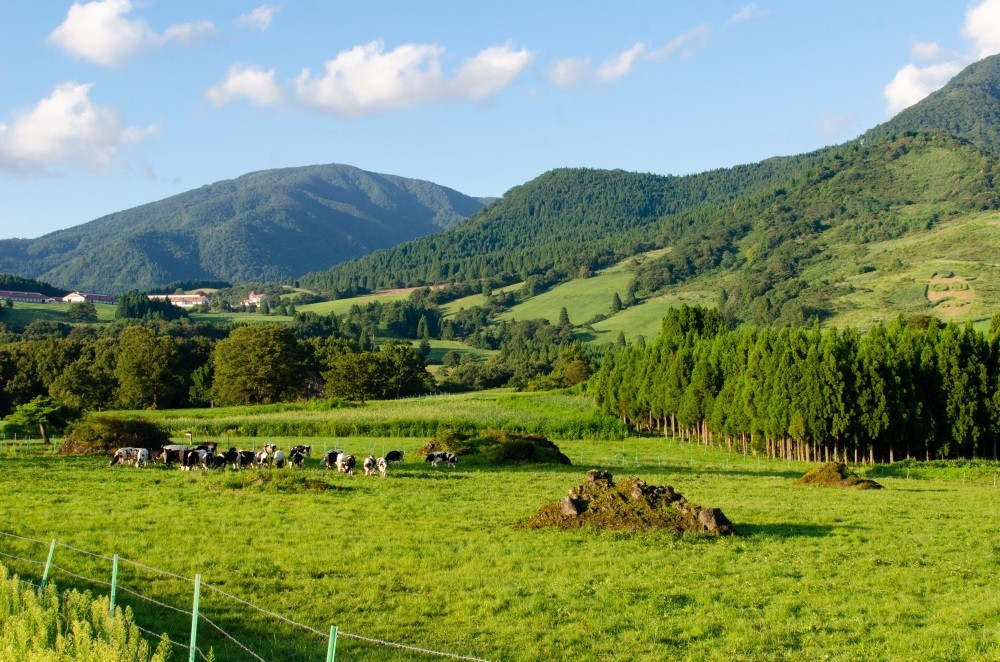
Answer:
(0, 430, 997, 661)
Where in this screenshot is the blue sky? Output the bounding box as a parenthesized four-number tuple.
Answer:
(1, 1, 999, 240)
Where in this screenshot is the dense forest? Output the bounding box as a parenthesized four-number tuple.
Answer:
(591, 305, 1000, 462)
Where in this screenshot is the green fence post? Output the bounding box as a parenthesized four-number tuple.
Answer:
(109, 554, 119, 617)
(40, 540, 56, 590)
(189, 574, 201, 662)
(327, 625, 338, 662)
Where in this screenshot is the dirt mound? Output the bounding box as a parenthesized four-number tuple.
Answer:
(522, 470, 734, 535)
(796, 462, 883, 489)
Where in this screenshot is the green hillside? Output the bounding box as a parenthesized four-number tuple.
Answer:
(0, 164, 487, 294)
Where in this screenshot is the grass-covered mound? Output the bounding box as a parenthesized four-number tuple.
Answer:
(58, 414, 171, 456)
(419, 426, 572, 465)
(796, 462, 883, 489)
(523, 469, 734, 535)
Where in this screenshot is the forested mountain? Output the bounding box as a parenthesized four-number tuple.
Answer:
(864, 53, 1000, 157)
(0, 164, 487, 294)
(301, 55, 1000, 326)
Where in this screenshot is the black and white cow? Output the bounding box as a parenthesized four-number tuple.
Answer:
(376, 457, 388, 478)
(384, 450, 404, 465)
(135, 448, 150, 467)
(425, 451, 457, 468)
(194, 443, 218, 455)
(255, 450, 270, 468)
(110, 447, 139, 466)
(321, 449, 344, 469)
(290, 444, 312, 458)
(156, 444, 189, 467)
(212, 453, 228, 469)
(337, 454, 356, 475)
(183, 449, 209, 471)
(289, 449, 306, 468)
(273, 450, 286, 468)
(363, 456, 377, 476)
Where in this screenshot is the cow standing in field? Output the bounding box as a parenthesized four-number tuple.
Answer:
(376, 457, 388, 477)
(425, 451, 457, 469)
(291, 445, 311, 458)
(110, 447, 138, 466)
(289, 449, 306, 468)
(384, 450, 404, 465)
(321, 450, 344, 469)
(363, 456, 377, 476)
(183, 449, 210, 471)
(135, 448, 150, 467)
(273, 450, 286, 468)
(156, 445, 188, 467)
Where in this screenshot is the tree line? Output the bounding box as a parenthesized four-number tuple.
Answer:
(591, 305, 1000, 462)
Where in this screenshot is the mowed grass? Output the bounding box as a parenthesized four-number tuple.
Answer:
(298, 291, 415, 316)
(0, 437, 997, 661)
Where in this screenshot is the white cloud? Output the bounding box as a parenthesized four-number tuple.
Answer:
(911, 41, 950, 62)
(48, 0, 215, 67)
(549, 57, 592, 87)
(597, 43, 645, 82)
(884, 0, 1000, 115)
(549, 43, 645, 87)
(207, 65, 282, 106)
(452, 43, 536, 99)
(295, 41, 533, 117)
(727, 4, 770, 25)
(236, 5, 280, 31)
(963, 0, 1000, 58)
(884, 61, 964, 115)
(0, 82, 155, 174)
(647, 24, 711, 61)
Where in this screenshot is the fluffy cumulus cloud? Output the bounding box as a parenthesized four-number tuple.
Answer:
(0, 82, 155, 174)
(884, 0, 1000, 115)
(236, 4, 280, 31)
(207, 65, 282, 106)
(48, 0, 215, 66)
(295, 41, 534, 117)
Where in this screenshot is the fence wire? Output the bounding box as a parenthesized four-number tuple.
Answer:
(0, 528, 493, 661)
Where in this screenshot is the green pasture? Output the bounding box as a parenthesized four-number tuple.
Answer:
(440, 283, 522, 319)
(298, 291, 415, 316)
(1, 301, 117, 328)
(0, 434, 996, 661)
(499, 266, 635, 326)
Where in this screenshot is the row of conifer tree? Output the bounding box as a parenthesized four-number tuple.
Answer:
(591, 305, 1000, 462)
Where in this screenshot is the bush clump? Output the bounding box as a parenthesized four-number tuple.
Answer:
(418, 426, 571, 465)
(795, 462, 883, 489)
(59, 414, 171, 456)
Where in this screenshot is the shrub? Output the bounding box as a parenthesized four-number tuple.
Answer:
(59, 414, 171, 455)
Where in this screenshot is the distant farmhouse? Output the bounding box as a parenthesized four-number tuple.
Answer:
(241, 291, 267, 307)
(62, 291, 119, 305)
(147, 294, 210, 308)
(0, 290, 59, 303)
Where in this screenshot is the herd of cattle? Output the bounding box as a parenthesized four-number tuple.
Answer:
(109, 443, 459, 475)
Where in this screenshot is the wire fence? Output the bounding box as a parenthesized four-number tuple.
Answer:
(0, 530, 491, 662)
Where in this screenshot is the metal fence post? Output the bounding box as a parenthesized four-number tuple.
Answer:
(40, 540, 56, 590)
(189, 574, 201, 662)
(327, 625, 338, 662)
(109, 554, 119, 617)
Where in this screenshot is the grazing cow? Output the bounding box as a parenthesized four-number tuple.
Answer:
(321, 450, 344, 469)
(336, 454, 356, 475)
(110, 447, 138, 466)
(363, 456, 377, 476)
(255, 450, 270, 468)
(376, 457, 388, 478)
(425, 451, 457, 468)
(237, 450, 256, 468)
(135, 448, 150, 467)
(289, 449, 306, 468)
(183, 449, 209, 471)
(273, 450, 286, 469)
(156, 444, 188, 467)
(290, 444, 312, 458)
(384, 450, 404, 465)
(212, 454, 228, 469)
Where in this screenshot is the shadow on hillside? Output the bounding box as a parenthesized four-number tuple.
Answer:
(736, 522, 843, 538)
